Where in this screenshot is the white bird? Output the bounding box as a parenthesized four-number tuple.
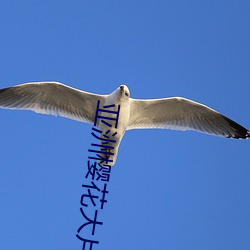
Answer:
(0, 82, 249, 166)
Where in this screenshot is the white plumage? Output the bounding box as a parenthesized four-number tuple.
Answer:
(0, 82, 249, 166)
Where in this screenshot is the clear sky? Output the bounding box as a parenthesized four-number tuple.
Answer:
(0, 1, 249, 250)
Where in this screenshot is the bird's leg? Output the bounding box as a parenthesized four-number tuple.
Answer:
(106, 148, 112, 160)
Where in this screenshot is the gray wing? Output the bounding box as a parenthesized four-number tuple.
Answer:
(128, 97, 249, 139)
(0, 82, 107, 124)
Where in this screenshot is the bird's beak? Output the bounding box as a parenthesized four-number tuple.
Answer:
(120, 85, 125, 94)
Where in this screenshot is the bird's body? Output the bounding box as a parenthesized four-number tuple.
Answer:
(0, 82, 249, 166)
(97, 86, 131, 165)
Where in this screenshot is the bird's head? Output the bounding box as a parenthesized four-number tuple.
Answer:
(109, 84, 130, 104)
(119, 84, 130, 99)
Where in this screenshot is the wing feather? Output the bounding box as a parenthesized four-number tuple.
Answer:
(0, 82, 106, 124)
(128, 97, 249, 139)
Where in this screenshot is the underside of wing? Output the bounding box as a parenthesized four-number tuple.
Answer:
(128, 97, 249, 139)
(0, 82, 107, 124)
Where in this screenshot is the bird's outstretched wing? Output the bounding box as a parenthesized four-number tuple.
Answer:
(0, 82, 106, 124)
(128, 97, 249, 139)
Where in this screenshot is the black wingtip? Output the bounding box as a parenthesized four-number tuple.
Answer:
(222, 115, 250, 139)
(0, 88, 8, 94)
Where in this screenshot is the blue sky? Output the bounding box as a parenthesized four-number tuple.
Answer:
(0, 1, 249, 249)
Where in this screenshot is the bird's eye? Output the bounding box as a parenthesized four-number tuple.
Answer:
(125, 92, 129, 97)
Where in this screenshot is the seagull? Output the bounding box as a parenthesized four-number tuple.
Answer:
(0, 82, 249, 166)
